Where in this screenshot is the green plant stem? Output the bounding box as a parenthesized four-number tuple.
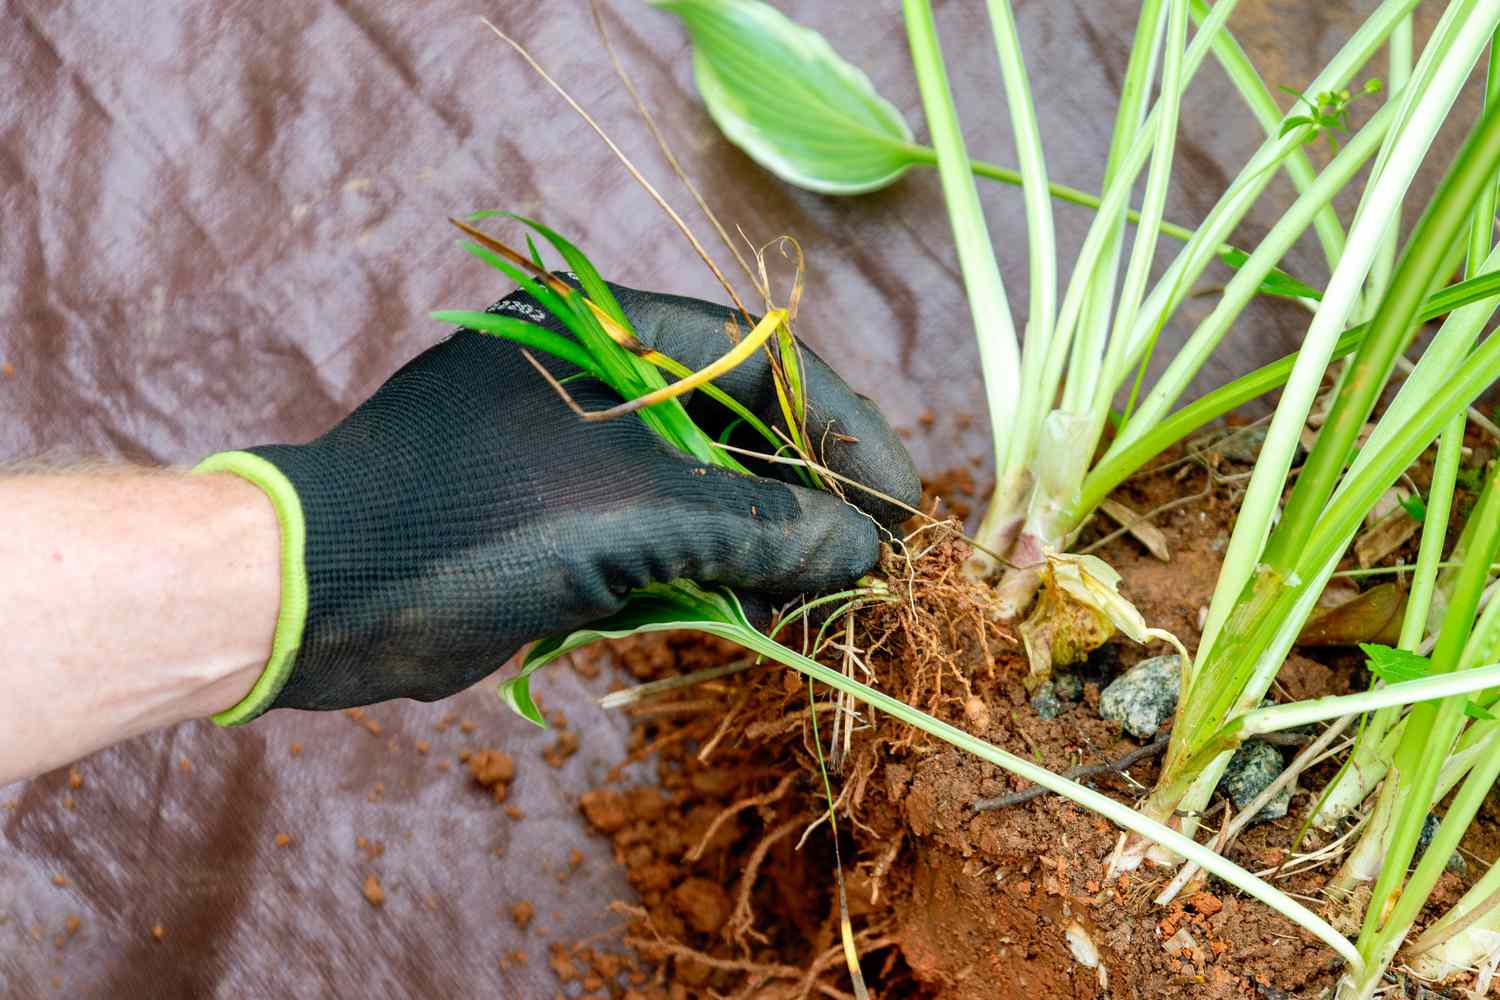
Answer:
(1332, 560, 1500, 578)
(1308, 416, 1468, 831)
(1057, 0, 1165, 422)
(1407, 843, 1500, 975)
(1110, 0, 1421, 402)
(1145, 301, 1500, 819)
(1100, 0, 1188, 446)
(1323, 71, 1500, 836)
(1100, 97, 1395, 481)
(977, 0, 1248, 576)
(964, 159, 1196, 244)
(1231, 662, 1500, 736)
(1364, 14, 1413, 316)
(1265, 106, 1500, 572)
(901, 0, 1020, 493)
(983, 0, 1057, 484)
(1077, 264, 1500, 518)
(1363, 473, 1500, 940)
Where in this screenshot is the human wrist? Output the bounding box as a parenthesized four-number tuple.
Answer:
(147, 468, 284, 726)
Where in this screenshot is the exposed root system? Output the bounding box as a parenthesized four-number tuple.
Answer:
(560, 457, 1500, 999)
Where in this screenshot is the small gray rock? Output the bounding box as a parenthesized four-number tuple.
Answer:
(1216, 424, 1268, 463)
(1415, 812, 1468, 875)
(1053, 672, 1083, 703)
(1031, 681, 1063, 721)
(1219, 741, 1291, 823)
(1099, 655, 1181, 739)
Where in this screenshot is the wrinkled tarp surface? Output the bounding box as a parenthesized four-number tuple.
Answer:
(0, 1, 1460, 996)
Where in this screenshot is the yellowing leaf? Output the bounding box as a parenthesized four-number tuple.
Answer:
(1045, 551, 1191, 675)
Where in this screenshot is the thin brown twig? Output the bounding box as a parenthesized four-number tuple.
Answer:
(972, 735, 1172, 810)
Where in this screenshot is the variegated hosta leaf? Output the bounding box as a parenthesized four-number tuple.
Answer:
(651, 0, 919, 194)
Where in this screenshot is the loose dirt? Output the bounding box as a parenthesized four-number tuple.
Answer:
(361, 872, 385, 908)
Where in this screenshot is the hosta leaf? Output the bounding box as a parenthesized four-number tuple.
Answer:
(500, 581, 746, 726)
(652, 0, 919, 194)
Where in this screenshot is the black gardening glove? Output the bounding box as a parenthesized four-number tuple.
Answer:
(197, 280, 920, 722)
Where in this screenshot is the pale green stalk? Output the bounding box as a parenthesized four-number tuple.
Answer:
(984, 0, 1056, 486)
(1087, 0, 1419, 490)
(1347, 472, 1500, 996)
(1029, 0, 1241, 424)
(1097, 98, 1394, 473)
(901, 0, 1021, 500)
(1307, 416, 1466, 830)
(1307, 50, 1497, 827)
(1363, 14, 1412, 314)
(975, 0, 1192, 562)
(1057, 0, 1164, 420)
(1110, 0, 1419, 378)
(1000, 0, 1407, 614)
(1134, 223, 1500, 857)
(1234, 663, 1500, 736)
(1408, 856, 1500, 977)
(1349, 707, 1500, 994)
(1332, 571, 1500, 978)
(1091, 0, 1188, 453)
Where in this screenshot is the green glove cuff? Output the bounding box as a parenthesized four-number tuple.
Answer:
(193, 451, 311, 726)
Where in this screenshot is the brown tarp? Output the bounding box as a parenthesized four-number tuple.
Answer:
(0, 2, 1455, 996)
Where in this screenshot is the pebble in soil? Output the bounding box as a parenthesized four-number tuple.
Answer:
(1218, 741, 1291, 824)
(1030, 672, 1084, 720)
(1098, 654, 1180, 739)
(1052, 671, 1083, 702)
(1030, 681, 1064, 721)
(1415, 812, 1469, 874)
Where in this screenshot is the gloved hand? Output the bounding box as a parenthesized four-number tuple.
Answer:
(199, 279, 920, 723)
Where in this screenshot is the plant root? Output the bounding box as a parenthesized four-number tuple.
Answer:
(730, 817, 804, 946)
(689, 772, 799, 863)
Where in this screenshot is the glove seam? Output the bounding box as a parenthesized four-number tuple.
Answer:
(192, 451, 310, 726)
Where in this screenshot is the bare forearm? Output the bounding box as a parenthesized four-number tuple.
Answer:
(0, 469, 278, 785)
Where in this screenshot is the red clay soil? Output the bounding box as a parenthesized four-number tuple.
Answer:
(547, 452, 1499, 999)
